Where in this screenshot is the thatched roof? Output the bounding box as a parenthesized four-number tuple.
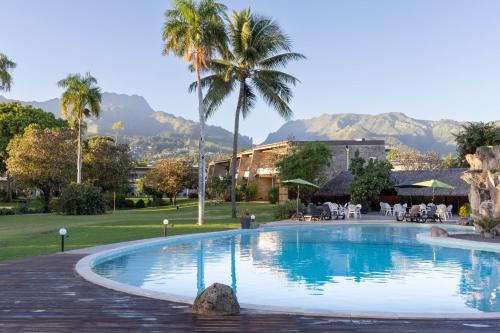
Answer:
(317, 168, 469, 197)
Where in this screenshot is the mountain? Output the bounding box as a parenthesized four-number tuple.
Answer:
(262, 112, 481, 154)
(0, 93, 253, 160)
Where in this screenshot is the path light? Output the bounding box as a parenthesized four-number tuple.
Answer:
(250, 215, 256, 222)
(59, 228, 67, 252)
(163, 219, 169, 238)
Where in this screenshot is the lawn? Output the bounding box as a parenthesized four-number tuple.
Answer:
(0, 201, 276, 261)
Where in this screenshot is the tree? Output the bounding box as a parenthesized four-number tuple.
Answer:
(387, 147, 443, 170)
(6, 126, 76, 212)
(454, 122, 500, 166)
(349, 151, 393, 208)
(83, 136, 132, 193)
(0, 102, 68, 201)
(112, 121, 124, 144)
(162, 0, 227, 225)
(206, 175, 230, 200)
(199, 8, 305, 218)
(58, 72, 102, 184)
(0, 53, 16, 91)
(442, 153, 460, 169)
(144, 157, 194, 205)
(277, 142, 331, 201)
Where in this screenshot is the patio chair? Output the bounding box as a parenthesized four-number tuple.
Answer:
(304, 203, 322, 221)
(322, 203, 333, 220)
(405, 205, 422, 222)
(446, 205, 453, 219)
(291, 205, 305, 221)
(436, 204, 447, 221)
(420, 205, 442, 223)
(419, 203, 427, 215)
(379, 202, 387, 215)
(384, 203, 394, 216)
(347, 204, 360, 219)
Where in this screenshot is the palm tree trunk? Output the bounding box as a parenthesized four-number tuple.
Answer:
(77, 117, 82, 184)
(196, 69, 206, 225)
(231, 81, 245, 218)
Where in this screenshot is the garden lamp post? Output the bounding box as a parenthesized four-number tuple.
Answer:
(163, 219, 169, 238)
(250, 215, 255, 223)
(59, 228, 67, 252)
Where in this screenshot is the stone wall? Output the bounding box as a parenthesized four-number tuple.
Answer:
(461, 145, 500, 221)
(328, 144, 386, 177)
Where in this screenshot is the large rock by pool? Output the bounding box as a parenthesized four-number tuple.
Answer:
(430, 226, 449, 237)
(192, 283, 240, 315)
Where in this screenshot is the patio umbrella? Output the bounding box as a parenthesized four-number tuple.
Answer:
(281, 179, 319, 217)
(394, 179, 454, 202)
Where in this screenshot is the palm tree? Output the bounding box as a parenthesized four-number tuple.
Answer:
(200, 9, 305, 218)
(0, 53, 16, 91)
(112, 121, 125, 145)
(162, 0, 227, 225)
(58, 73, 102, 184)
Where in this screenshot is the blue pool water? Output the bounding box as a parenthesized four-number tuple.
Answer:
(93, 224, 500, 314)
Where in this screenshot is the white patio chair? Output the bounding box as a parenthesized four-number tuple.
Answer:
(446, 205, 453, 219)
(385, 203, 394, 216)
(419, 203, 427, 215)
(347, 204, 358, 219)
(436, 204, 447, 221)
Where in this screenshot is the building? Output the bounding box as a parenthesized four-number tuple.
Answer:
(207, 139, 386, 201)
(129, 166, 153, 196)
(314, 168, 470, 211)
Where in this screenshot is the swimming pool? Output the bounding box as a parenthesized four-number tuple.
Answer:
(89, 224, 500, 317)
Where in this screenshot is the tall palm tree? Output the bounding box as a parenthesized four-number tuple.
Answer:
(200, 9, 305, 218)
(58, 73, 102, 184)
(0, 53, 16, 92)
(162, 0, 227, 225)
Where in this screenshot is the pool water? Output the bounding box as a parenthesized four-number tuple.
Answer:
(93, 224, 500, 314)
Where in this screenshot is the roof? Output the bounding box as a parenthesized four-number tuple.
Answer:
(317, 168, 469, 197)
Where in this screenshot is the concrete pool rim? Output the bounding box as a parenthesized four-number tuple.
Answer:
(75, 222, 500, 320)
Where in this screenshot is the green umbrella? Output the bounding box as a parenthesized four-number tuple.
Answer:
(281, 179, 319, 217)
(395, 179, 454, 202)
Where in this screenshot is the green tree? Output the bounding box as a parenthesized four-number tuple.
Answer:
(144, 157, 194, 205)
(0, 102, 68, 201)
(348, 151, 393, 208)
(6, 126, 76, 212)
(162, 0, 227, 225)
(198, 8, 305, 218)
(454, 122, 500, 166)
(277, 142, 331, 201)
(206, 175, 230, 200)
(58, 72, 102, 184)
(0, 53, 16, 91)
(442, 153, 460, 169)
(83, 136, 132, 193)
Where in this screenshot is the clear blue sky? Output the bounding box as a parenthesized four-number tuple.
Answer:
(2, 0, 500, 142)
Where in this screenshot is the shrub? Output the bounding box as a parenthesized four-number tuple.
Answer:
(188, 192, 198, 199)
(135, 199, 146, 208)
(274, 200, 304, 219)
(48, 199, 61, 213)
(235, 184, 246, 201)
(0, 208, 15, 215)
(474, 218, 500, 233)
(268, 187, 279, 204)
(245, 181, 258, 201)
(60, 183, 106, 215)
(459, 203, 471, 218)
(15, 203, 38, 214)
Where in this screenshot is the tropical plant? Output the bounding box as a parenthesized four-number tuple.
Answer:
(162, 0, 227, 225)
(6, 126, 76, 212)
(0, 53, 16, 91)
(58, 72, 102, 184)
(274, 200, 304, 219)
(245, 180, 258, 201)
(198, 8, 305, 218)
(474, 218, 500, 234)
(454, 122, 500, 166)
(348, 150, 393, 208)
(459, 203, 471, 218)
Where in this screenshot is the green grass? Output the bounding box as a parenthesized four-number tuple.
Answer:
(0, 201, 276, 261)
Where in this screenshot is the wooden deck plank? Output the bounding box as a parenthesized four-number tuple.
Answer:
(0, 254, 499, 332)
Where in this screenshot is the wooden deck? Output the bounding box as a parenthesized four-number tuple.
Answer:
(1, 254, 500, 332)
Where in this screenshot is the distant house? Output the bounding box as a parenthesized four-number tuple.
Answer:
(129, 166, 153, 196)
(207, 139, 386, 202)
(314, 168, 469, 211)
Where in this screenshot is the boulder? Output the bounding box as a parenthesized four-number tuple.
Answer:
(430, 226, 449, 237)
(192, 283, 240, 316)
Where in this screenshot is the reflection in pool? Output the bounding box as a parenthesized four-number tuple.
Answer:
(93, 225, 500, 314)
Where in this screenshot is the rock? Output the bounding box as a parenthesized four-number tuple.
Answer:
(192, 283, 240, 316)
(430, 226, 449, 237)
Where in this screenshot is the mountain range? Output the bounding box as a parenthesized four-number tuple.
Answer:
(262, 112, 484, 154)
(2, 93, 495, 158)
(0, 93, 253, 160)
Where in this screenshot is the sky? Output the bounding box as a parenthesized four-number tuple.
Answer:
(1, 0, 500, 143)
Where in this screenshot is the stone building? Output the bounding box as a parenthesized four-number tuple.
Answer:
(206, 139, 386, 202)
